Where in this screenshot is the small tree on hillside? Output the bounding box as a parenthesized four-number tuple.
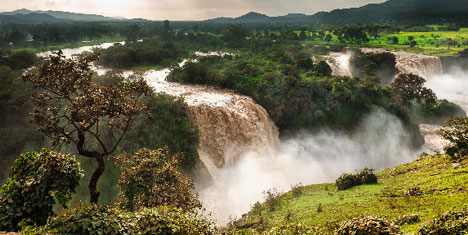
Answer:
(390, 73, 436, 108)
(437, 117, 468, 160)
(23, 51, 151, 203)
(115, 147, 201, 212)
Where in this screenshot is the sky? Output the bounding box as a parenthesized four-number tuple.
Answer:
(0, 0, 387, 21)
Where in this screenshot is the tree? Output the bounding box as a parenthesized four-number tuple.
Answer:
(437, 117, 468, 160)
(314, 61, 333, 77)
(392, 36, 399, 44)
(390, 73, 436, 108)
(23, 51, 151, 203)
(115, 147, 201, 212)
(410, 40, 417, 48)
(0, 149, 81, 231)
(325, 34, 333, 43)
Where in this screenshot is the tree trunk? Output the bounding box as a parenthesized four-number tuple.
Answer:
(89, 157, 105, 204)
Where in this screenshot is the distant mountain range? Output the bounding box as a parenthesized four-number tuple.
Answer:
(205, 0, 468, 24)
(1, 0, 468, 24)
(0, 8, 147, 22)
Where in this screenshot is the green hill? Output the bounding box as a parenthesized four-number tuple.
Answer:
(0, 8, 123, 22)
(230, 154, 468, 234)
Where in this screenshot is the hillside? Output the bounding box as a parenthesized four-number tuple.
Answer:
(0, 13, 65, 23)
(0, 8, 124, 22)
(230, 154, 468, 234)
(205, 0, 468, 25)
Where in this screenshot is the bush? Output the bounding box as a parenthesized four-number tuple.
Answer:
(336, 173, 360, 190)
(336, 168, 378, 190)
(115, 147, 201, 212)
(42, 203, 216, 235)
(335, 216, 401, 235)
(418, 209, 468, 234)
(358, 168, 378, 184)
(0, 149, 82, 231)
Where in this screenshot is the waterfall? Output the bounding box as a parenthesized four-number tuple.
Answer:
(327, 52, 353, 77)
(393, 51, 443, 79)
(329, 48, 447, 152)
(143, 70, 280, 177)
(360, 48, 444, 79)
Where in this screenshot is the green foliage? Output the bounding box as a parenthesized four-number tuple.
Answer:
(97, 38, 184, 69)
(391, 73, 437, 108)
(350, 51, 398, 86)
(437, 117, 468, 160)
(0, 51, 37, 70)
(115, 147, 201, 212)
(335, 216, 401, 235)
(169, 55, 395, 133)
(336, 168, 377, 190)
(42, 203, 216, 235)
(120, 93, 200, 170)
(0, 149, 81, 231)
(413, 99, 466, 124)
(313, 61, 332, 77)
(417, 209, 468, 234)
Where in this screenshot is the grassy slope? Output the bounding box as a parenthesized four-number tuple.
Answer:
(231, 155, 468, 234)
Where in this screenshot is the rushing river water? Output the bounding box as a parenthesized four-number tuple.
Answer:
(38, 43, 468, 224)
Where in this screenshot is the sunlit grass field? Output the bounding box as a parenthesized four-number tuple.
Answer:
(299, 28, 468, 56)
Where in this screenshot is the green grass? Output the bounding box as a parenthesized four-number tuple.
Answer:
(230, 155, 468, 234)
(298, 28, 468, 56)
(13, 34, 126, 54)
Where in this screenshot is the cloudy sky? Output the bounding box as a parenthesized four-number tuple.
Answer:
(0, 0, 387, 20)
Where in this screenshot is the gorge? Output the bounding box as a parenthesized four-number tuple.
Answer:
(37, 43, 468, 224)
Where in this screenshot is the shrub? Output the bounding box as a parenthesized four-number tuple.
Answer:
(0, 149, 82, 231)
(115, 147, 201, 212)
(43, 203, 216, 235)
(336, 173, 361, 190)
(335, 216, 401, 235)
(336, 168, 378, 190)
(418, 209, 468, 234)
(358, 168, 378, 184)
(263, 188, 283, 211)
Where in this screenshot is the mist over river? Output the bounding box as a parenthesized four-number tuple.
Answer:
(38, 43, 468, 224)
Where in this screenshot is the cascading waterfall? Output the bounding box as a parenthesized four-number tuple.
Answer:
(360, 48, 444, 79)
(327, 48, 468, 152)
(142, 69, 280, 177)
